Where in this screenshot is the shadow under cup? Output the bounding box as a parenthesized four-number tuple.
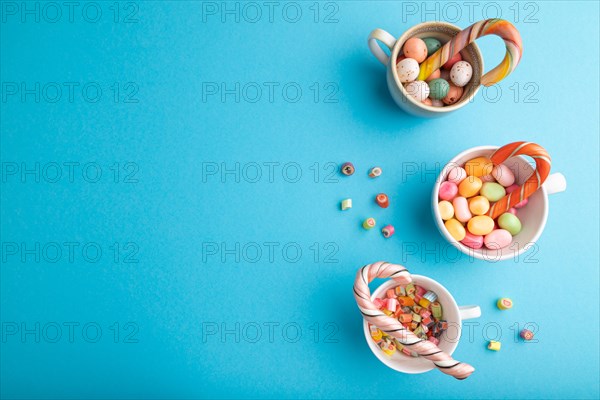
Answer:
(362, 275, 462, 374)
(391, 22, 483, 111)
(434, 147, 549, 261)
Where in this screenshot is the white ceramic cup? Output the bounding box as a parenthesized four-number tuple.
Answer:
(368, 22, 483, 117)
(362, 274, 480, 374)
(432, 146, 567, 261)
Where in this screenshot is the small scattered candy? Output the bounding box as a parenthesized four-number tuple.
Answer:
(402, 37, 428, 63)
(396, 58, 420, 83)
(452, 196, 472, 223)
(461, 231, 484, 249)
(428, 78, 450, 100)
(442, 52, 462, 70)
(438, 181, 458, 201)
(369, 166, 382, 178)
(449, 61, 473, 87)
(341, 198, 352, 210)
(445, 218, 466, 241)
(423, 37, 442, 56)
(484, 229, 513, 249)
(376, 193, 389, 208)
(341, 162, 355, 176)
(487, 340, 501, 351)
(405, 80, 430, 102)
(363, 218, 376, 230)
(467, 215, 495, 236)
(480, 182, 506, 202)
(491, 164, 515, 187)
(458, 176, 482, 198)
(468, 196, 490, 216)
(520, 329, 534, 341)
(498, 212, 522, 235)
(446, 166, 467, 184)
(438, 200, 454, 220)
(382, 225, 395, 238)
(442, 84, 463, 105)
(497, 298, 513, 310)
(465, 157, 494, 177)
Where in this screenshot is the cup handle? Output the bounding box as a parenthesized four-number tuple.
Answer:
(368, 28, 397, 66)
(459, 305, 481, 320)
(542, 172, 567, 195)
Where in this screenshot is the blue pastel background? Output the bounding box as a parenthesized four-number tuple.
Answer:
(1, 1, 598, 399)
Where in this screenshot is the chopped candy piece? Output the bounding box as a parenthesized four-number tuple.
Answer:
(488, 340, 501, 351)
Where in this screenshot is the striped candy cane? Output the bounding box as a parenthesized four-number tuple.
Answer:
(418, 19, 523, 86)
(353, 261, 475, 380)
(487, 142, 551, 219)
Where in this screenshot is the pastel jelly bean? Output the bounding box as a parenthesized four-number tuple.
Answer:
(497, 298, 513, 310)
(428, 78, 450, 100)
(458, 176, 482, 198)
(341, 198, 352, 210)
(508, 207, 517, 215)
(514, 198, 528, 208)
(438, 181, 458, 201)
(403, 37, 428, 63)
(464, 157, 494, 177)
(452, 197, 472, 223)
(438, 200, 454, 220)
(442, 83, 463, 105)
(449, 61, 473, 87)
(480, 182, 506, 202)
(505, 184, 519, 193)
(461, 231, 484, 249)
(405, 80, 430, 102)
(396, 58, 420, 83)
(446, 166, 467, 184)
(468, 196, 490, 216)
(445, 218, 466, 241)
(467, 215, 495, 236)
(480, 174, 495, 182)
(491, 164, 515, 187)
(484, 229, 513, 249)
(498, 212, 522, 235)
(423, 37, 442, 56)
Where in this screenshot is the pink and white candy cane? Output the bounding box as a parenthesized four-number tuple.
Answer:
(353, 261, 475, 380)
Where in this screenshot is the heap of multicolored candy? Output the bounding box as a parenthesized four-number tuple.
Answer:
(369, 283, 447, 357)
(397, 36, 471, 107)
(397, 19, 523, 107)
(438, 142, 551, 250)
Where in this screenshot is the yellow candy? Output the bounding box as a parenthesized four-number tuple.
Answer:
(487, 340, 501, 351)
(467, 215, 495, 235)
(438, 200, 454, 220)
(458, 176, 482, 198)
(370, 329, 383, 342)
(468, 196, 490, 216)
(444, 218, 466, 241)
(464, 157, 494, 177)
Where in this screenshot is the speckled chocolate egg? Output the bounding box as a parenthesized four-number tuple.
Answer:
(442, 84, 464, 105)
(405, 80, 430, 102)
(428, 78, 450, 100)
(402, 37, 428, 63)
(450, 61, 473, 87)
(425, 69, 441, 82)
(396, 58, 420, 83)
(423, 37, 442, 56)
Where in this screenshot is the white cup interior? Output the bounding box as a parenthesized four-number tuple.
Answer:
(362, 275, 461, 374)
(432, 146, 549, 261)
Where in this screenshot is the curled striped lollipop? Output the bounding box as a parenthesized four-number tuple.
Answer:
(487, 142, 551, 219)
(418, 19, 523, 86)
(353, 261, 475, 380)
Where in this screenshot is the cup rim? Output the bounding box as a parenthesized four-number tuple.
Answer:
(361, 274, 461, 374)
(432, 145, 550, 261)
(390, 21, 484, 114)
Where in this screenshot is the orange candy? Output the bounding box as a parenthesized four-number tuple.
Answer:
(464, 157, 494, 177)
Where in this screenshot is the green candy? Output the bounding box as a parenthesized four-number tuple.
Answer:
(498, 213, 522, 235)
(423, 37, 442, 56)
(428, 78, 450, 100)
(480, 182, 506, 202)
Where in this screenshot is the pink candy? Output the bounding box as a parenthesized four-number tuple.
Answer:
(506, 184, 528, 208)
(439, 181, 458, 201)
(492, 164, 516, 187)
(461, 231, 484, 249)
(446, 166, 467, 184)
(452, 196, 471, 223)
(484, 229, 512, 249)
